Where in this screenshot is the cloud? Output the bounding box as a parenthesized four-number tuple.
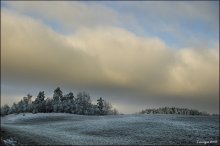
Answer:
(2, 8, 219, 95)
(3, 1, 218, 48)
(2, 1, 121, 31)
(66, 27, 170, 89)
(162, 48, 219, 97)
(1, 9, 107, 88)
(66, 26, 219, 98)
(104, 1, 219, 48)
(1, 5, 219, 113)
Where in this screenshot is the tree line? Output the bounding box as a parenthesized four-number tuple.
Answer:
(1, 87, 118, 116)
(140, 107, 210, 116)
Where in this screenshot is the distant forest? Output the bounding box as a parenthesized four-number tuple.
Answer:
(1, 87, 118, 116)
(1, 87, 217, 117)
(140, 107, 212, 116)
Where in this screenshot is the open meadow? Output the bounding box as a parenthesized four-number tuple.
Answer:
(1, 113, 219, 145)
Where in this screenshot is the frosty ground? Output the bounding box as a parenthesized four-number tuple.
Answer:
(1, 113, 219, 145)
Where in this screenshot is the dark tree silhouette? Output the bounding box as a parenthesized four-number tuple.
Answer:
(53, 87, 63, 101)
(33, 91, 45, 113)
(1, 104, 10, 116)
(53, 87, 63, 112)
(97, 97, 104, 115)
(75, 92, 92, 115)
(140, 107, 210, 116)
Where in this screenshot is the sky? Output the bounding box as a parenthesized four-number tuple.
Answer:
(1, 1, 219, 114)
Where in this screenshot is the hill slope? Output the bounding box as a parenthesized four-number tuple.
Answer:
(1, 113, 219, 145)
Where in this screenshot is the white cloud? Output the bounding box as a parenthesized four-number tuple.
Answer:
(3, 1, 218, 49)
(3, 1, 121, 31)
(1, 4, 219, 113)
(1, 9, 106, 87)
(2, 8, 218, 96)
(66, 26, 219, 98)
(162, 48, 219, 97)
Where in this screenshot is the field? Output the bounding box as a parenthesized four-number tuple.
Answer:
(1, 113, 219, 145)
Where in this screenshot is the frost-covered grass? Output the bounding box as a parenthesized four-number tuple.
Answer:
(2, 138, 17, 146)
(1, 113, 219, 145)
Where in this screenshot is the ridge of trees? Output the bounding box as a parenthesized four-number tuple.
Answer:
(1, 87, 118, 116)
(140, 107, 211, 116)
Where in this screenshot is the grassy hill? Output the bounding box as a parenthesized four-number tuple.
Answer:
(1, 113, 219, 145)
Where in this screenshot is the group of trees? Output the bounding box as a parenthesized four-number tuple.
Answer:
(1, 87, 118, 116)
(140, 107, 210, 116)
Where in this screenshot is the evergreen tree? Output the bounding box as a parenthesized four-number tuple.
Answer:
(75, 92, 92, 115)
(33, 91, 45, 113)
(97, 97, 104, 115)
(8, 102, 17, 114)
(53, 87, 63, 112)
(1, 104, 10, 116)
(45, 98, 53, 113)
(17, 100, 24, 113)
(62, 92, 75, 113)
(140, 107, 209, 116)
(53, 87, 63, 101)
(26, 94, 33, 112)
(67, 92, 76, 113)
(1, 87, 118, 116)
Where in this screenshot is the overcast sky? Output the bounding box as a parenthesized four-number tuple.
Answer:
(1, 1, 219, 114)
